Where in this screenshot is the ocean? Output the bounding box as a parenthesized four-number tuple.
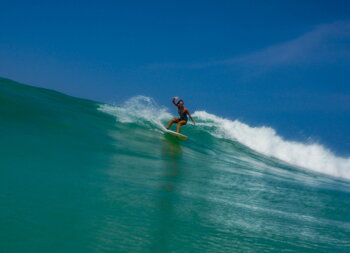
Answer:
(1, 77, 350, 252)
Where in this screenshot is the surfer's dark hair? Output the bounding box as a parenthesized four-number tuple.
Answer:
(177, 99, 184, 105)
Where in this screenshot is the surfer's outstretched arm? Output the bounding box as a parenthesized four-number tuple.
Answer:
(172, 96, 179, 106)
(187, 110, 195, 125)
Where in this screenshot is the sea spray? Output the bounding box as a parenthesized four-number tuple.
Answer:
(99, 96, 172, 130)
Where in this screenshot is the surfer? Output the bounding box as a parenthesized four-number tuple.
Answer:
(166, 96, 195, 133)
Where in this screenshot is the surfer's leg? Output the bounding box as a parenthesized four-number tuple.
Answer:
(176, 120, 187, 133)
(167, 118, 179, 129)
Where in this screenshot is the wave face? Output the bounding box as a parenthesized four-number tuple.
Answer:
(1, 78, 350, 253)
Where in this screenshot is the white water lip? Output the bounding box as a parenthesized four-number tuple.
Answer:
(193, 111, 350, 180)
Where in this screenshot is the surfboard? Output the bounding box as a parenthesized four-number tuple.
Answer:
(164, 129, 188, 140)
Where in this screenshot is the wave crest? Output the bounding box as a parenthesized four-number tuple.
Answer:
(194, 110, 350, 180)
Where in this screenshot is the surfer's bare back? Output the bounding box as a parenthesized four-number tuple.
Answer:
(166, 96, 195, 133)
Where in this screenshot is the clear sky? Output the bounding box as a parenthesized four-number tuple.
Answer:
(1, 0, 350, 155)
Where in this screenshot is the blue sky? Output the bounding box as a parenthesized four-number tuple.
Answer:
(1, 0, 350, 154)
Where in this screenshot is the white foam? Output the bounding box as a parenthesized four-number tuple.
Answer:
(193, 111, 350, 180)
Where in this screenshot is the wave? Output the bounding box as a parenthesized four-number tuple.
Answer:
(99, 96, 350, 180)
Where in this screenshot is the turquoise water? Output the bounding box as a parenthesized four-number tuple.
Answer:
(1, 77, 350, 252)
